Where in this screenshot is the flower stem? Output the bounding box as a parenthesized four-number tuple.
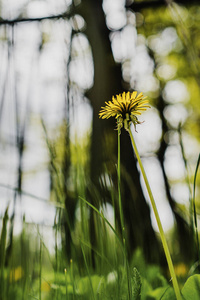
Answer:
(117, 128, 131, 300)
(117, 129, 124, 232)
(127, 127, 182, 300)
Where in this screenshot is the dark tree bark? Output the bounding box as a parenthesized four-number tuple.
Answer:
(77, 0, 160, 263)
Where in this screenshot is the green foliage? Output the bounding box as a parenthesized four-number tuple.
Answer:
(145, 286, 175, 300)
(181, 275, 200, 300)
(1, 211, 200, 300)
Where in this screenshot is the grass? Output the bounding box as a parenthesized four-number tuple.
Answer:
(0, 195, 199, 299)
(0, 215, 165, 300)
(0, 122, 200, 300)
(1, 207, 199, 300)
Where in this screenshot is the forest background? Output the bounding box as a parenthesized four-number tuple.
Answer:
(0, 0, 200, 299)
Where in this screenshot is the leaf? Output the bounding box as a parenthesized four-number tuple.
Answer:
(181, 274, 200, 300)
(145, 286, 175, 300)
(132, 267, 142, 300)
(141, 278, 152, 300)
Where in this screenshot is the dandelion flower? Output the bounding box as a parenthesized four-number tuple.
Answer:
(99, 91, 150, 131)
(99, 91, 182, 300)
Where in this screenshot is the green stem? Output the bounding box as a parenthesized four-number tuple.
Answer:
(192, 153, 200, 270)
(39, 237, 42, 300)
(128, 127, 182, 300)
(117, 129, 124, 232)
(117, 128, 131, 300)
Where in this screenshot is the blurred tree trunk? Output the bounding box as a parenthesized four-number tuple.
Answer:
(77, 0, 160, 263)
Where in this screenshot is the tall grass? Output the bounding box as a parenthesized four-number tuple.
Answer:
(192, 153, 200, 271)
(0, 124, 200, 300)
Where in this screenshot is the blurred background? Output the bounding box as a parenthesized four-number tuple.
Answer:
(0, 0, 200, 270)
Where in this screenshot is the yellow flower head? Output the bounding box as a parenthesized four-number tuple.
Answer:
(99, 91, 150, 132)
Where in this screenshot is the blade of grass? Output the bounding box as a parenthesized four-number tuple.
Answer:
(64, 268, 69, 300)
(79, 196, 125, 255)
(78, 238, 114, 270)
(70, 259, 76, 300)
(128, 126, 182, 300)
(0, 207, 9, 300)
(80, 245, 96, 300)
(39, 234, 42, 300)
(178, 124, 193, 230)
(192, 153, 200, 269)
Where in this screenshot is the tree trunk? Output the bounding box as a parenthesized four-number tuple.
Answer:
(77, 0, 160, 263)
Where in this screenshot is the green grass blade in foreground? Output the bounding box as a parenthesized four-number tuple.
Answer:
(69, 259, 76, 300)
(79, 239, 114, 270)
(117, 128, 124, 235)
(192, 153, 200, 267)
(0, 207, 9, 299)
(39, 238, 42, 300)
(81, 244, 96, 300)
(127, 127, 182, 300)
(117, 127, 131, 300)
(79, 196, 125, 255)
(64, 268, 69, 300)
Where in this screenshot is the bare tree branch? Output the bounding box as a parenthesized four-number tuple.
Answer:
(0, 12, 71, 25)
